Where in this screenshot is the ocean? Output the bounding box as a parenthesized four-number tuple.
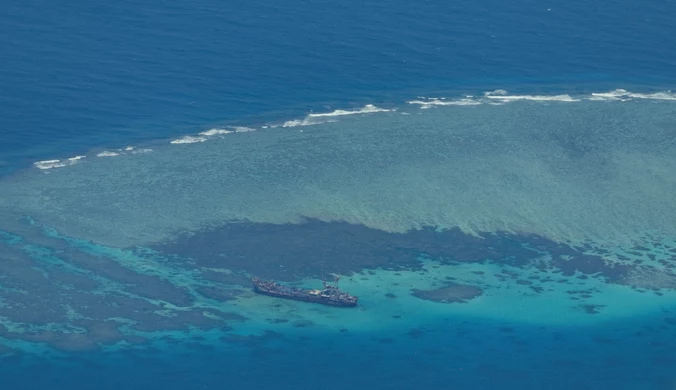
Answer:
(1, 0, 676, 389)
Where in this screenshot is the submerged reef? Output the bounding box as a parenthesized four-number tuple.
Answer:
(0, 216, 675, 354)
(412, 284, 483, 303)
(0, 219, 247, 354)
(153, 218, 672, 286)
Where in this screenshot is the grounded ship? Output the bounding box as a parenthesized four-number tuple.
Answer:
(252, 276, 358, 307)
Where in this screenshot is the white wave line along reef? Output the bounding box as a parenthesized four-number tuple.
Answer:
(3, 89, 675, 248)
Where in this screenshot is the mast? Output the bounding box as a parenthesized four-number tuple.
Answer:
(322, 274, 341, 289)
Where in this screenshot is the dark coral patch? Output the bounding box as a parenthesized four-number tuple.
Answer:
(151, 220, 640, 289)
(152, 220, 427, 281)
(579, 304, 606, 314)
(266, 318, 290, 324)
(1, 214, 673, 354)
(292, 320, 315, 328)
(63, 248, 195, 307)
(0, 238, 250, 352)
(411, 283, 483, 303)
(0, 319, 147, 353)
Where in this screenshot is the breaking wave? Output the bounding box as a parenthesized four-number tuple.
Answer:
(280, 104, 392, 128)
(306, 104, 392, 117)
(170, 127, 257, 144)
(26, 88, 676, 176)
(170, 136, 208, 145)
(33, 155, 86, 170)
(96, 146, 152, 157)
(4, 87, 674, 249)
(408, 88, 676, 108)
(589, 89, 676, 101)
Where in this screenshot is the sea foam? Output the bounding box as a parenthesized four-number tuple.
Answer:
(172, 126, 258, 143)
(307, 104, 392, 117)
(170, 136, 208, 144)
(408, 89, 676, 108)
(408, 98, 482, 108)
(96, 151, 120, 157)
(8, 95, 676, 249)
(591, 88, 676, 101)
(28, 89, 676, 173)
(33, 155, 86, 170)
(281, 104, 392, 127)
(199, 128, 233, 136)
(483, 91, 579, 102)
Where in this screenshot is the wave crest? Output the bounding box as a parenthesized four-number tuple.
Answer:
(33, 155, 86, 170)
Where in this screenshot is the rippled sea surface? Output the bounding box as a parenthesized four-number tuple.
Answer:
(1, 0, 676, 389)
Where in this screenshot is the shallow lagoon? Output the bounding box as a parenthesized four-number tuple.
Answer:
(1, 92, 676, 389)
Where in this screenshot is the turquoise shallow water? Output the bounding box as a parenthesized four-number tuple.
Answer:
(2, 0, 676, 388)
(2, 91, 676, 389)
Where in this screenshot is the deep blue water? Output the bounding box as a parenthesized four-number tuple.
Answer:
(2, 0, 676, 389)
(2, 0, 675, 170)
(2, 312, 676, 390)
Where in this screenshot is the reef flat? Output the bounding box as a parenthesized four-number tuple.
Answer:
(1, 216, 675, 356)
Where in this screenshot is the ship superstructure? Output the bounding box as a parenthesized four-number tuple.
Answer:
(252, 276, 358, 307)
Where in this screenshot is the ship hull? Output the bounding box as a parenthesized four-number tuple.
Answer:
(252, 278, 358, 307)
